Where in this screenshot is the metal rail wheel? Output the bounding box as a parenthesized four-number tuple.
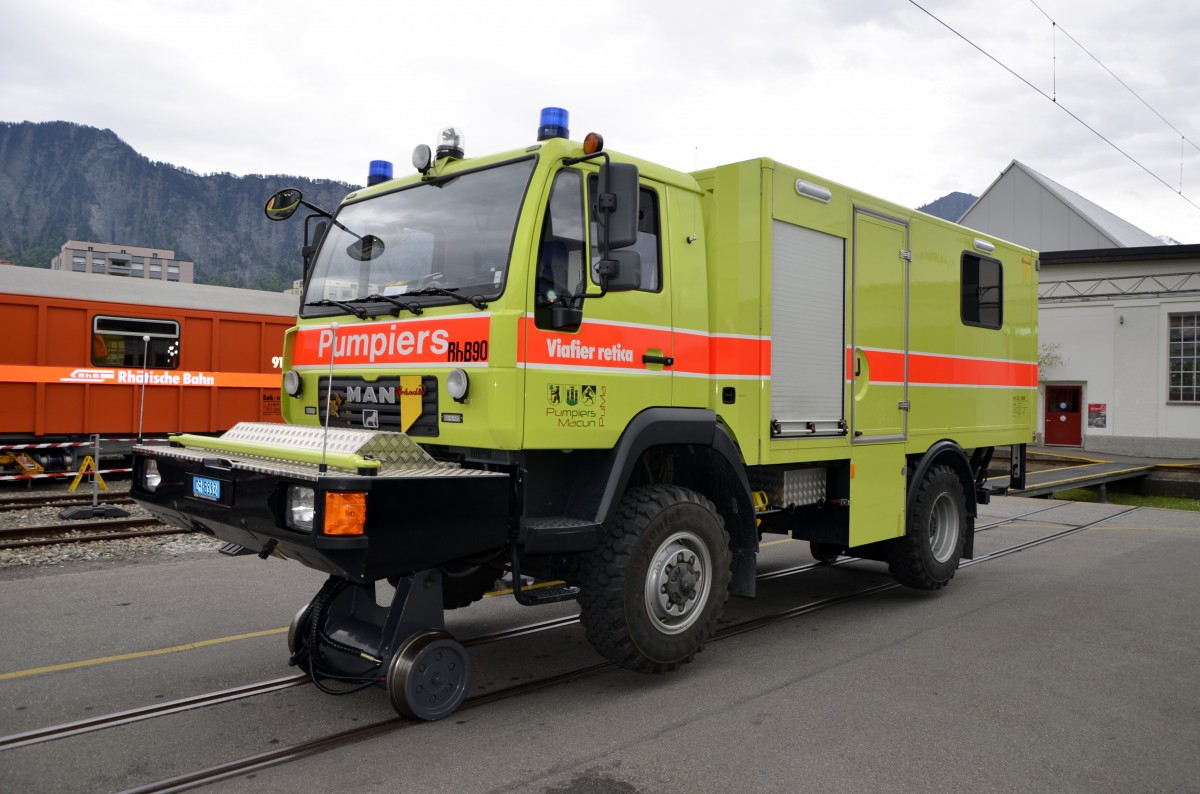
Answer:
(387, 630, 471, 721)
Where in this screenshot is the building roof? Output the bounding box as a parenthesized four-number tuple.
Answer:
(960, 160, 1162, 250)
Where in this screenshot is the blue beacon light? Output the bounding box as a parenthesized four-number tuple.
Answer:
(537, 107, 569, 141)
(367, 160, 393, 186)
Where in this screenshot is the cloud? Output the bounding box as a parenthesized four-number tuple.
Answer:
(2, 0, 1197, 240)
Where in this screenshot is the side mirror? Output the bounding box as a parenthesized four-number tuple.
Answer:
(595, 249, 642, 293)
(346, 234, 386, 262)
(265, 189, 303, 221)
(596, 162, 639, 251)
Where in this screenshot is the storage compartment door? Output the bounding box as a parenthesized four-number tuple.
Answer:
(770, 220, 846, 437)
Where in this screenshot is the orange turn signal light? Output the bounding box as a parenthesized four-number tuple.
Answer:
(583, 132, 604, 155)
(323, 491, 367, 536)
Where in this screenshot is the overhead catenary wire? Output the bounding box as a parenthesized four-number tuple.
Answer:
(905, 0, 1199, 214)
(1027, 0, 1200, 158)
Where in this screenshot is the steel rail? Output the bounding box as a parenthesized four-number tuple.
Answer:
(116, 505, 1141, 794)
(0, 615, 585, 752)
(0, 494, 135, 513)
(0, 676, 309, 752)
(0, 519, 185, 550)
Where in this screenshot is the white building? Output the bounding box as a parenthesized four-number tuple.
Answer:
(1038, 245, 1200, 458)
(960, 161, 1198, 458)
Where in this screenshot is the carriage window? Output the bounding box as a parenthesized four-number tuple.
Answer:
(962, 253, 1002, 329)
(91, 316, 180, 368)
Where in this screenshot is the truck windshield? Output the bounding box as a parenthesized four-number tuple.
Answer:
(303, 158, 536, 310)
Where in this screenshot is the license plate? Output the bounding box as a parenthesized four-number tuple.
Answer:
(192, 475, 222, 501)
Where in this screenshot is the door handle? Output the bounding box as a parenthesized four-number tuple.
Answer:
(642, 354, 674, 366)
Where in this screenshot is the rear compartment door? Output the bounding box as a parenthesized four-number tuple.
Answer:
(851, 210, 910, 442)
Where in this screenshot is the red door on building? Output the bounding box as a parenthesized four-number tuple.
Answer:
(1044, 385, 1083, 446)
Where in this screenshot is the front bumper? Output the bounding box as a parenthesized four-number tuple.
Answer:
(131, 423, 510, 582)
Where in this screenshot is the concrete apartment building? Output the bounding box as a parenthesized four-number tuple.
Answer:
(50, 240, 194, 283)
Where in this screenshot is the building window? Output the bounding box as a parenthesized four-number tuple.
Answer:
(91, 315, 180, 369)
(962, 253, 1002, 329)
(1169, 313, 1200, 403)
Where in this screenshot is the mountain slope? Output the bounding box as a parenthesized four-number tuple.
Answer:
(0, 121, 355, 288)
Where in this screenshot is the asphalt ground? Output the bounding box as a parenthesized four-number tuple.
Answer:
(1, 495, 1197, 793)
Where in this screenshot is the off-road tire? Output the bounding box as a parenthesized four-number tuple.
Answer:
(576, 485, 731, 673)
(889, 464, 967, 590)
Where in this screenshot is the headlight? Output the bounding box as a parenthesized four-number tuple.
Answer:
(283, 370, 302, 397)
(286, 486, 316, 532)
(142, 459, 161, 492)
(447, 368, 470, 402)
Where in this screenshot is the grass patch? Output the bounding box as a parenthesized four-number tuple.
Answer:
(1052, 488, 1200, 512)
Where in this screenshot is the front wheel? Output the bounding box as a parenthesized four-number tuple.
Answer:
(576, 485, 731, 674)
(889, 464, 967, 590)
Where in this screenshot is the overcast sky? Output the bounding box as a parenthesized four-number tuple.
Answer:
(4, 0, 1198, 243)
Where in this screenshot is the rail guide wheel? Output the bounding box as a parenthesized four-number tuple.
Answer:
(387, 629, 471, 721)
(286, 603, 311, 666)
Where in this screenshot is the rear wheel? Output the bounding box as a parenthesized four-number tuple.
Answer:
(440, 562, 501, 610)
(889, 464, 967, 590)
(576, 485, 731, 673)
(809, 542, 843, 564)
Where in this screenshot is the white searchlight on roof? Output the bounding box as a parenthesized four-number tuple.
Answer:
(436, 126, 465, 160)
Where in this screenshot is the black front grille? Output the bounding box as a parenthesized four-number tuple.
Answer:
(317, 375, 438, 437)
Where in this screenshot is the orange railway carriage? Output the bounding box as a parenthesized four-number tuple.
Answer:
(1, 267, 296, 473)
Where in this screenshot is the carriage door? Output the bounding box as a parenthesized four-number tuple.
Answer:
(850, 210, 910, 442)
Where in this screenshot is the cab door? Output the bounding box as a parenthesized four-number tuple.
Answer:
(522, 168, 672, 450)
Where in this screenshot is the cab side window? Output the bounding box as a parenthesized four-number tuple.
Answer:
(588, 175, 662, 292)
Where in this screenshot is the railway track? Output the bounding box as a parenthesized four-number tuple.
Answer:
(0, 519, 187, 550)
(0, 494, 136, 514)
(120, 504, 1139, 794)
(1, 500, 1109, 784)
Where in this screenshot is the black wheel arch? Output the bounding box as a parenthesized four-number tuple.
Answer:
(519, 408, 757, 587)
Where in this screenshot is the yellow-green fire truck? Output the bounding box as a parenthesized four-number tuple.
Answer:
(132, 107, 1037, 720)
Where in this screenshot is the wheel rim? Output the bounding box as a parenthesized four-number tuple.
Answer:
(644, 530, 713, 635)
(387, 630, 471, 721)
(927, 493, 960, 563)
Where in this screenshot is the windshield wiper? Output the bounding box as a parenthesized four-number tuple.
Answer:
(304, 298, 369, 319)
(406, 286, 488, 310)
(361, 294, 424, 316)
